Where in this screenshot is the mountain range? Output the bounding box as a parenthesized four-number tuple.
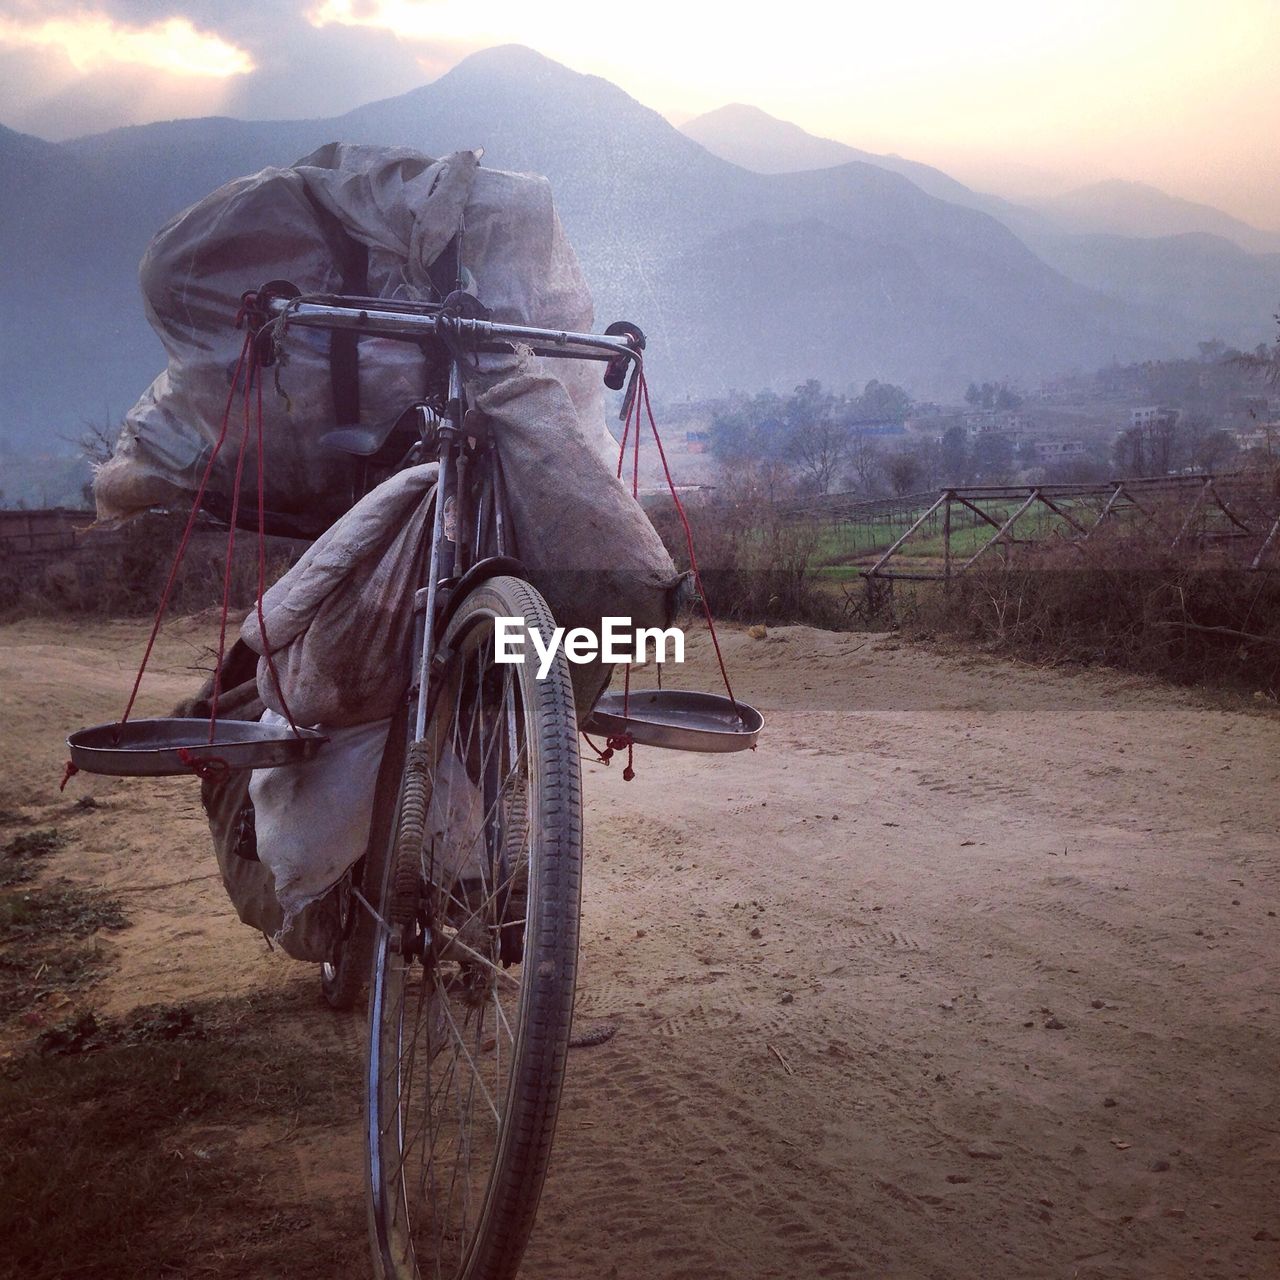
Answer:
(681, 104, 1280, 351)
(2, 44, 1278, 475)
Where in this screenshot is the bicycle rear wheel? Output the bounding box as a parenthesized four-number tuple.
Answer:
(321, 706, 409, 1012)
(366, 575, 582, 1280)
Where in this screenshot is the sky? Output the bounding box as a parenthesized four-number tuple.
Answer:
(1, 0, 1277, 228)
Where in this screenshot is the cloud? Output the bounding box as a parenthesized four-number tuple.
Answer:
(0, 8, 252, 76)
(0, 0, 438, 135)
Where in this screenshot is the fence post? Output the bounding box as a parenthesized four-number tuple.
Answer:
(943, 491, 952, 588)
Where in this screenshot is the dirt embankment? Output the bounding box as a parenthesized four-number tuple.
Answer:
(2, 617, 1278, 1279)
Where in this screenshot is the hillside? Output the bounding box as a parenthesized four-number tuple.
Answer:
(681, 103, 1280, 362)
(0, 45, 1218, 465)
(1033, 179, 1280, 255)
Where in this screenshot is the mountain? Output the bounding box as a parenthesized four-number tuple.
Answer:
(682, 102, 1280, 353)
(1032, 180, 1280, 255)
(0, 125, 162, 443)
(679, 103, 1036, 226)
(0, 45, 1202, 468)
(1026, 231, 1280, 353)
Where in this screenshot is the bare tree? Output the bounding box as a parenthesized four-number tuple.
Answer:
(886, 453, 924, 495)
(846, 430, 884, 494)
(789, 417, 853, 494)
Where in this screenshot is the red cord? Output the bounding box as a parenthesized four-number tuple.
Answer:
(601, 367, 741, 782)
(252, 351, 300, 734)
(615, 400, 631, 481)
(610, 383, 646, 779)
(207, 342, 255, 741)
(115, 331, 253, 736)
(636, 372, 740, 713)
(113, 299, 301, 759)
(177, 747, 230, 783)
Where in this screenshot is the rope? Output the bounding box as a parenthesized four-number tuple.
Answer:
(176, 747, 231, 783)
(581, 732, 636, 777)
(253, 352, 299, 734)
(101, 291, 301, 784)
(207, 335, 255, 741)
(636, 371, 740, 713)
(114, 331, 252, 737)
(595, 366, 742, 783)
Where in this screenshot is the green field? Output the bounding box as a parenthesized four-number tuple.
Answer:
(804, 498, 1096, 575)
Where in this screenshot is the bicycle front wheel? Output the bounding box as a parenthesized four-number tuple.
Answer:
(366, 575, 582, 1280)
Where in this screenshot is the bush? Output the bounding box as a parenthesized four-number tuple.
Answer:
(646, 476, 846, 629)
(911, 526, 1280, 695)
(0, 513, 303, 618)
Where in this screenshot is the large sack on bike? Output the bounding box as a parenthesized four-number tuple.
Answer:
(94, 143, 612, 531)
(240, 462, 437, 727)
(174, 641, 344, 961)
(250, 711, 392, 918)
(471, 353, 682, 717)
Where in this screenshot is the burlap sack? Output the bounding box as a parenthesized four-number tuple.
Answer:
(239, 463, 436, 726)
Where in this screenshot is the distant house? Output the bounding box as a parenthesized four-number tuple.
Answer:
(685, 430, 711, 455)
(1231, 395, 1270, 418)
(1130, 405, 1179, 431)
(964, 410, 1027, 439)
(1233, 423, 1277, 453)
(1034, 439, 1087, 461)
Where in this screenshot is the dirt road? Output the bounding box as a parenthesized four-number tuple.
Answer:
(3, 617, 1278, 1279)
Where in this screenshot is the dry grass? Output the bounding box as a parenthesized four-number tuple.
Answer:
(908, 526, 1280, 696)
(648, 481, 847, 629)
(0, 989, 366, 1280)
(0, 872, 130, 1025)
(0, 514, 303, 619)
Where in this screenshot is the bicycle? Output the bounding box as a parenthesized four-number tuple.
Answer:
(254, 282, 647, 1280)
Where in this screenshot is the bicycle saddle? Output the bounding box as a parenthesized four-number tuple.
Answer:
(322, 405, 420, 457)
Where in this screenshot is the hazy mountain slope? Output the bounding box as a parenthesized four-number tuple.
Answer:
(0, 126, 162, 444)
(1033, 180, 1280, 255)
(333, 53, 1150, 388)
(1026, 230, 1280, 354)
(681, 101, 1280, 352)
(0, 44, 1177, 459)
(679, 103, 1035, 226)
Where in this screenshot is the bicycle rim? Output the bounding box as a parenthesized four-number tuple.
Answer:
(367, 576, 582, 1280)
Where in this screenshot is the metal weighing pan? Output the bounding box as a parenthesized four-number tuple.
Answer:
(67, 718, 328, 777)
(584, 690, 763, 754)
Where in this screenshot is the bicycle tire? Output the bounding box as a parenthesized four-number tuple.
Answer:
(366, 574, 582, 1280)
(320, 707, 409, 1012)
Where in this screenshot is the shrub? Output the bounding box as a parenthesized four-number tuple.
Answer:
(646, 476, 845, 628)
(911, 524, 1280, 695)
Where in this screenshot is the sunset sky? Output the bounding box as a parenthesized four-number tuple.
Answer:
(1, 0, 1277, 227)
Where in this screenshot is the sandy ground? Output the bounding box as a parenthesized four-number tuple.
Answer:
(2, 616, 1279, 1279)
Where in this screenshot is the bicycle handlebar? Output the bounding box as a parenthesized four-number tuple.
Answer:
(254, 285, 645, 379)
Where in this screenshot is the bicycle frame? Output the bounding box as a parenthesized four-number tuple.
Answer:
(257, 286, 644, 747)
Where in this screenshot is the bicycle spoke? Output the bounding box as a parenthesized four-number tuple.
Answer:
(368, 585, 579, 1280)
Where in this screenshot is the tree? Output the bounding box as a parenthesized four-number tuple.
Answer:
(1187, 424, 1239, 474)
(781, 379, 849, 493)
(1113, 426, 1146, 475)
(789, 417, 852, 494)
(939, 426, 971, 485)
(972, 433, 1016, 483)
(846, 430, 884, 494)
(853, 379, 911, 424)
(885, 452, 924, 495)
(1235, 309, 1280, 388)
